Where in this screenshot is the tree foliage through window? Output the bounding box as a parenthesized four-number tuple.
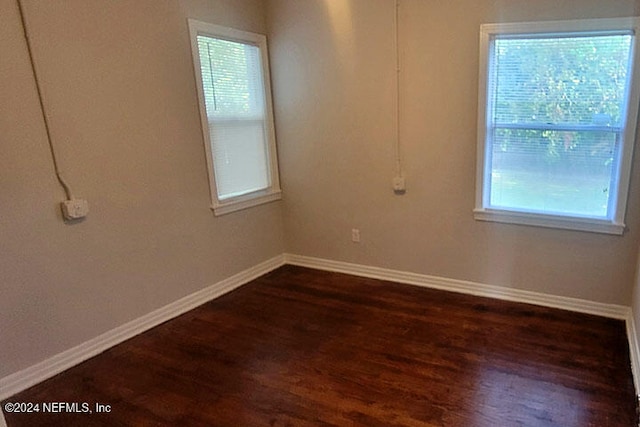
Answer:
(486, 33, 633, 217)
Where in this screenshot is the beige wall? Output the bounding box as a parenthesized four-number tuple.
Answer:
(268, 0, 640, 305)
(0, 0, 284, 378)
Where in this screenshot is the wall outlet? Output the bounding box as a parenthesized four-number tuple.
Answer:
(393, 176, 406, 195)
(61, 199, 89, 220)
(351, 228, 360, 243)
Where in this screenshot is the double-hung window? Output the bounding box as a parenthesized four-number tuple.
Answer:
(188, 20, 281, 215)
(475, 18, 640, 234)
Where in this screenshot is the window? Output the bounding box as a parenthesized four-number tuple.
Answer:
(188, 20, 281, 215)
(475, 18, 640, 234)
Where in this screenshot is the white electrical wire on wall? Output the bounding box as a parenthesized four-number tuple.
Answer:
(394, 0, 403, 178)
(17, 0, 74, 200)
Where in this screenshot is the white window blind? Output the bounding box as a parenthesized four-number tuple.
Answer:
(189, 20, 281, 215)
(488, 34, 632, 218)
(197, 35, 270, 200)
(475, 19, 640, 234)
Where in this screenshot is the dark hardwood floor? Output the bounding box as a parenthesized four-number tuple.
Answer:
(3, 265, 637, 426)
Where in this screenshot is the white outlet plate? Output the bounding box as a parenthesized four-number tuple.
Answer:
(61, 199, 89, 220)
(393, 176, 406, 193)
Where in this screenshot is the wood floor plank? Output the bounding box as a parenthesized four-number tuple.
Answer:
(3, 265, 637, 426)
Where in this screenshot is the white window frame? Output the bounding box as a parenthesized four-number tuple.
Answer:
(474, 17, 640, 235)
(188, 20, 281, 216)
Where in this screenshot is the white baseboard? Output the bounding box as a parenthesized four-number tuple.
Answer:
(0, 254, 285, 402)
(626, 310, 640, 399)
(284, 254, 629, 320)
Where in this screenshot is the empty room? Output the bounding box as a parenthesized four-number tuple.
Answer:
(3, 0, 640, 425)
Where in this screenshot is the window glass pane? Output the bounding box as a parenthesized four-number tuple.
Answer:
(196, 35, 269, 199)
(197, 36, 265, 117)
(210, 120, 269, 199)
(490, 128, 617, 217)
(493, 35, 632, 126)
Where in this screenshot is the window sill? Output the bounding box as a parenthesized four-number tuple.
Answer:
(212, 190, 282, 216)
(473, 208, 625, 235)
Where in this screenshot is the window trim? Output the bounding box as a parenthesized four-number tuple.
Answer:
(474, 17, 640, 235)
(188, 19, 281, 216)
